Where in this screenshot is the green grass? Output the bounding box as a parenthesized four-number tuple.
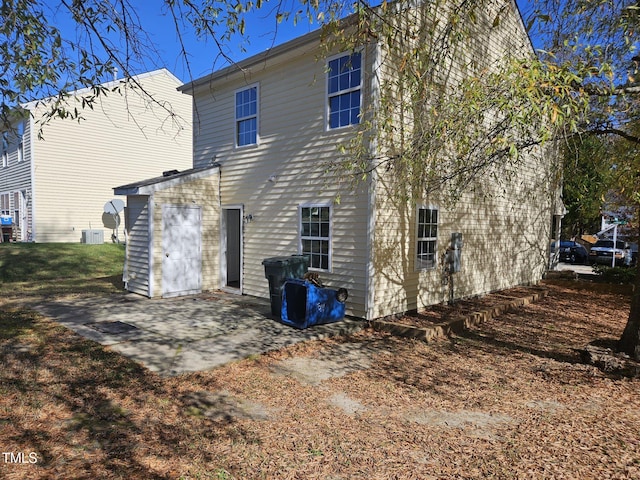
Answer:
(0, 243, 125, 297)
(0, 308, 41, 341)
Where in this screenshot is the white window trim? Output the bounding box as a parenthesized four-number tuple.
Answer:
(17, 121, 24, 163)
(415, 205, 439, 272)
(298, 203, 333, 272)
(234, 83, 260, 148)
(325, 50, 364, 132)
(0, 192, 10, 216)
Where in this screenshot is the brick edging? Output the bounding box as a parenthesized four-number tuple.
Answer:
(369, 289, 549, 343)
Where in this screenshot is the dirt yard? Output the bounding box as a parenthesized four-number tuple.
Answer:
(1, 281, 638, 479)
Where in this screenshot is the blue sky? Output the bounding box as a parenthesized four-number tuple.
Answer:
(46, 1, 322, 84)
(142, 0, 538, 81)
(45, 1, 538, 84)
(135, 3, 317, 81)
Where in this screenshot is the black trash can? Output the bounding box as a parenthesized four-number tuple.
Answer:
(262, 255, 309, 317)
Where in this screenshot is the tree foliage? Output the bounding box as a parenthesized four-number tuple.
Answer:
(560, 135, 613, 237)
(526, 0, 640, 358)
(0, 0, 287, 132)
(1, 0, 118, 128)
(324, 0, 561, 203)
(322, 0, 639, 203)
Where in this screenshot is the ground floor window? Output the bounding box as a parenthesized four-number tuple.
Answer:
(299, 204, 331, 271)
(417, 206, 438, 270)
(0, 193, 9, 216)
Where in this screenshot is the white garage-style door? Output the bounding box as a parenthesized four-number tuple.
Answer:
(162, 205, 202, 297)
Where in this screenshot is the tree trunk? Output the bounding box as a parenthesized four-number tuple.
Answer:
(618, 208, 640, 359)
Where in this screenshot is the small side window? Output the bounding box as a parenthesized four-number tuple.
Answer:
(300, 205, 331, 271)
(416, 207, 438, 270)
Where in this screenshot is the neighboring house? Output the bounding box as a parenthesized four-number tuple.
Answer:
(116, 2, 560, 320)
(0, 69, 192, 243)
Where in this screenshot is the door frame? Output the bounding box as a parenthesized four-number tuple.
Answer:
(16, 190, 28, 241)
(220, 204, 243, 293)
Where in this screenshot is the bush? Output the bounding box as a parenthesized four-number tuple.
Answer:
(592, 264, 637, 284)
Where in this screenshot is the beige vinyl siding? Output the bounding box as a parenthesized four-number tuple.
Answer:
(371, 146, 554, 319)
(124, 195, 151, 296)
(151, 175, 220, 295)
(443, 0, 533, 81)
(30, 70, 192, 243)
(370, 1, 552, 319)
(184, 0, 548, 319)
(191, 42, 373, 318)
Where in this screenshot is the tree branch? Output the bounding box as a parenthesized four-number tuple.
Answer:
(585, 127, 640, 144)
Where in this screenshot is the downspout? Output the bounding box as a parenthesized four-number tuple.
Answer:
(366, 163, 378, 320)
(365, 41, 382, 320)
(122, 232, 129, 288)
(217, 162, 222, 207)
(122, 206, 129, 289)
(217, 162, 223, 290)
(548, 141, 565, 272)
(148, 195, 155, 298)
(27, 113, 37, 242)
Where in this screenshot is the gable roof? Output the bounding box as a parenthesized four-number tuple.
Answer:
(21, 68, 183, 110)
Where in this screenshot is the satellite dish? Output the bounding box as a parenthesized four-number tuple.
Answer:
(103, 199, 125, 243)
(104, 199, 125, 215)
(102, 212, 118, 230)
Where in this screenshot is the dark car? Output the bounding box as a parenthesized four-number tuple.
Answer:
(556, 240, 588, 264)
(589, 239, 632, 267)
(631, 243, 638, 267)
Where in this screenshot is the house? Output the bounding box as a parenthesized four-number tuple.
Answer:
(116, 1, 560, 319)
(0, 69, 192, 243)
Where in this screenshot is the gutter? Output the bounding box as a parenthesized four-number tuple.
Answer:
(178, 29, 323, 94)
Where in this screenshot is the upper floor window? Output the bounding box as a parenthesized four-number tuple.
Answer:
(300, 204, 331, 271)
(327, 52, 362, 130)
(235, 85, 258, 147)
(416, 207, 438, 270)
(17, 122, 24, 163)
(1, 132, 8, 168)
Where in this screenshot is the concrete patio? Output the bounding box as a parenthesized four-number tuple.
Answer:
(33, 290, 364, 377)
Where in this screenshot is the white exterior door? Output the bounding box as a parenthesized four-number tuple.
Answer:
(162, 205, 202, 297)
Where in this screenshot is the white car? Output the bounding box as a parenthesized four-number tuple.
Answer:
(589, 239, 632, 267)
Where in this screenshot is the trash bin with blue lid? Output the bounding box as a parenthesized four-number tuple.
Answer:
(262, 255, 309, 317)
(280, 278, 347, 329)
(0, 215, 13, 243)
